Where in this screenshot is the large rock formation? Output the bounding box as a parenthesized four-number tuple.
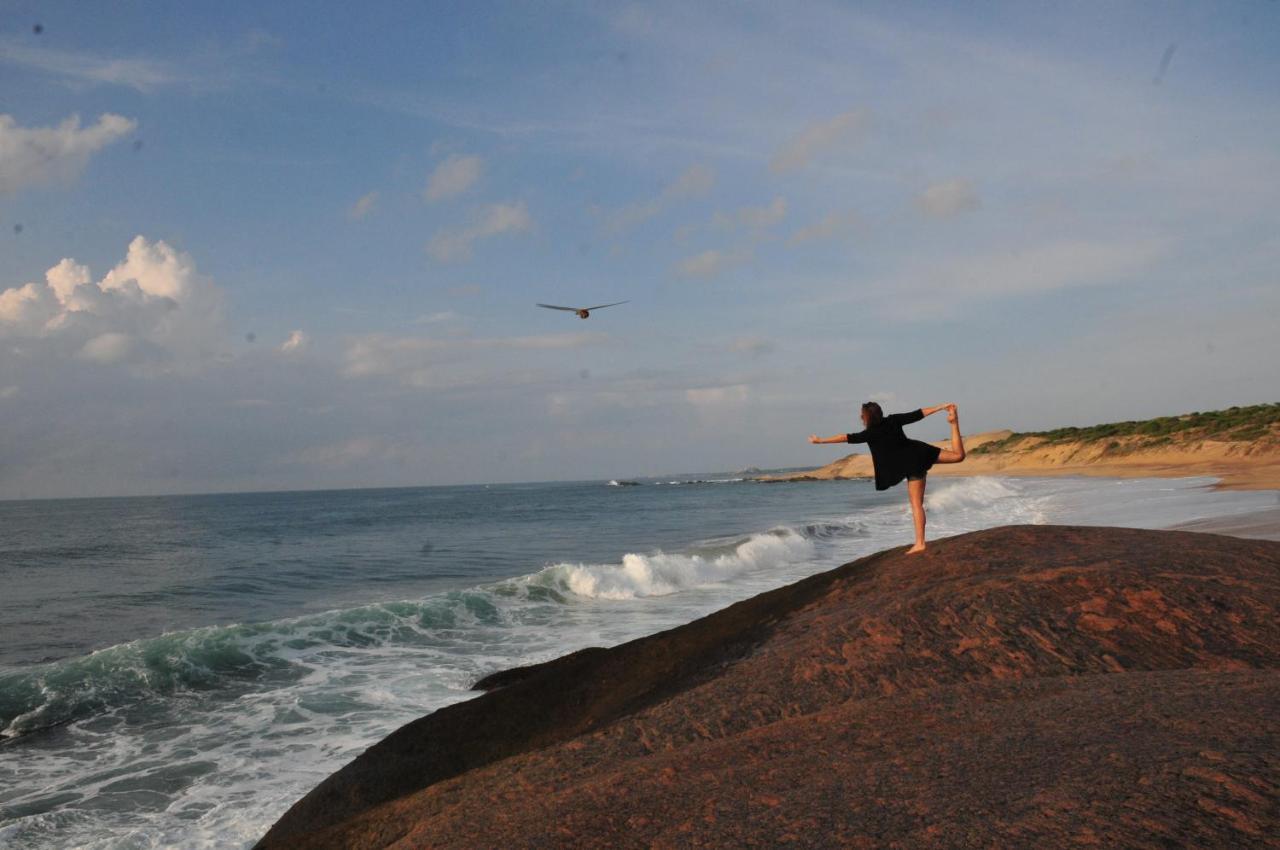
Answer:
(257, 526, 1280, 849)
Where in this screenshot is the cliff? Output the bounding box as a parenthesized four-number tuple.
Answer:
(257, 526, 1280, 848)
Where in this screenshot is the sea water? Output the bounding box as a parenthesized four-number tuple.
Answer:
(0, 474, 1274, 848)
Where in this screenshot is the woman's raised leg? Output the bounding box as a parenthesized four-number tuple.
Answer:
(936, 404, 966, 464)
(906, 478, 927, 554)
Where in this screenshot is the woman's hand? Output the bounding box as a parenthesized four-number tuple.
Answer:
(808, 434, 821, 444)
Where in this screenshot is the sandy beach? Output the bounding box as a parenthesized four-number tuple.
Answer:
(766, 428, 1280, 492)
(1168, 506, 1280, 541)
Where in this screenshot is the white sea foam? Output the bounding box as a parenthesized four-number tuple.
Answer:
(919, 477, 1051, 528)
(527, 528, 814, 600)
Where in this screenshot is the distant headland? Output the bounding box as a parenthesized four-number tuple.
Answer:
(763, 402, 1280, 490)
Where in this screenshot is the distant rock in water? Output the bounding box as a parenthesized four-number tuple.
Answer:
(256, 526, 1280, 849)
(606, 479, 641, 486)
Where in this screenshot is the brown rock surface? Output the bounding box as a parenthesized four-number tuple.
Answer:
(256, 526, 1280, 849)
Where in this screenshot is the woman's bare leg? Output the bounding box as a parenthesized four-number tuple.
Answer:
(906, 478, 927, 554)
(936, 404, 966, 464)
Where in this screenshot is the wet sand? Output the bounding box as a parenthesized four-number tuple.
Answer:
(1168, 505, 1280, 542)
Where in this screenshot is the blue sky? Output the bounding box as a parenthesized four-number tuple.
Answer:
(1, 1, 1278, 498)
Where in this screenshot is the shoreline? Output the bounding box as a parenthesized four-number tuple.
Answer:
(760, 427, 1280, 492)
(1166, 505, 1280, 542)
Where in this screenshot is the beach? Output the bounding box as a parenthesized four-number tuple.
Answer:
(1169, 506, 1280, 541)
(766, 428, 1280, 491)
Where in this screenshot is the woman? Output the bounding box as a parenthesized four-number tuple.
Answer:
(809, 402, 965, 554)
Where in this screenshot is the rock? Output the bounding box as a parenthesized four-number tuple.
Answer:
(256, 526, 1280, 849)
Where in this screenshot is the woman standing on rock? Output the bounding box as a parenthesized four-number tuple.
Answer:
(809, 402, 965, 554)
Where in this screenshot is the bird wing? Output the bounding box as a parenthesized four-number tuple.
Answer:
(581, 300, 629, 311)
(537, 304, 580, 311)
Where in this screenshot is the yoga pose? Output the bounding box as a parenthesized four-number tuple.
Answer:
(809, 402, 966, 554)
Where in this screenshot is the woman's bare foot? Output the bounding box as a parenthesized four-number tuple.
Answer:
(946, 404, 958, 424)
(906, 543, 927, 555)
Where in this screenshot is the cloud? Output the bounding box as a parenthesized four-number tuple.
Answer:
(424, 153, 483, 201)
(677, 248, 745, 279)
(282, 436, 411, 469)
(770, 110, 868, 173)
(868, 236, 1169, 319)
(728, 336, 775, 357)
(712, 196, 787, 231)
(0, 113, 136, 196)
(426, 201, 533, 262)
(343, 330, 606, 388)
(789, 211, 861, 245)
(414, 311, 460, 325)
(279, 330, 308, 353)
(604, 163, 715, 232)
(348, 192, 378, 219)
(685, 383, 749, 406)
(79, 331, 140, 363)
(0, 236, 225, 365)
(915, 178, 980, 218)
(0, 385, 17, 399)
(666, 163, 715, 198)
(867, 391, 901, 410)
(0, 41, 183, 91)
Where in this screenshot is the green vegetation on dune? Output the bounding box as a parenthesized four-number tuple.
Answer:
(971, 403, 1280, 455)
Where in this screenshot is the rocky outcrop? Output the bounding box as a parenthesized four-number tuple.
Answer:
(257, 526, 1280, 849)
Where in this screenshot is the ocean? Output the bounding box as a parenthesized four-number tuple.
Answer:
(0, 474, 1274, 848)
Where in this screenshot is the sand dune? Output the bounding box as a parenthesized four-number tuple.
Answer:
(767, 429, 1280, 490)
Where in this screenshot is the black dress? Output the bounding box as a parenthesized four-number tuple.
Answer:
(846, 408, 942, 491)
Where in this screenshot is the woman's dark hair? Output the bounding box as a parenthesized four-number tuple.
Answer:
(861, 401, 884, 427)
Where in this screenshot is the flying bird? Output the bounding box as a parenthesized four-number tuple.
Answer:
(537, 301, 629, 319)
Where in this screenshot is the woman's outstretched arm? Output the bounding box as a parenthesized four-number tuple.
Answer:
(811, 432, 869, 444)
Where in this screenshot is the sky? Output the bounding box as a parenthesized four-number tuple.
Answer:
(1, 0, 1278, 499)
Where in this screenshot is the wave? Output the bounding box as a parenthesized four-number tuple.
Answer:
(0, 590, 512, 739)
(520, 527, 815, 600)
(0, 512, 865, 739)
(924, 477, 1048, 524)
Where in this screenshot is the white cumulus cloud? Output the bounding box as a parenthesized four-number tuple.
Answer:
(0, 113, 136, 195)
(426, 201, 533, 262)
(424, 154, 483, 201)
(0, 236, 225, 365)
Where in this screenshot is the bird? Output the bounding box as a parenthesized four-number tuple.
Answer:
(536, 301, 629, 319)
